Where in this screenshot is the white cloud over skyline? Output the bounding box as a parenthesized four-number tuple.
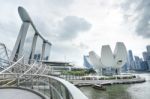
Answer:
(0, 0, 149, 67)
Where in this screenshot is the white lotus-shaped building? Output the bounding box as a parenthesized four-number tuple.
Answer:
(89, 42, 127, 75)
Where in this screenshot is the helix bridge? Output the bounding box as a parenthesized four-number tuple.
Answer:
(0, 7, 88, 99)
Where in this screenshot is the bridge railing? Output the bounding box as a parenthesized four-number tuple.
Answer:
(0, 73, 88, 99)
(0, 43, 11, 71)
(0, 54, 88, 99)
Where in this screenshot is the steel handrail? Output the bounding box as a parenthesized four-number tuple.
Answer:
(0, 56, 24, 74)
(0, 73, 88, 99)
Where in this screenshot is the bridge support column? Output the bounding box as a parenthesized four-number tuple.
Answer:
(49, 78, 53, 99)
(29, 34, 38, 64)
(17, 73, 20, 87)
(41, 41, 46, 61)
(10, 22, 30, 62)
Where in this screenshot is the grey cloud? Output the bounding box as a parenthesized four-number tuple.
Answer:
(121, 0, 150, 38)
(72, 42, 89, 49)
(78, 43, 89, 49)
(135, 0, 150, 38)
(33, 18, 51, 37)
(47, 0, 73, 7)
(0, 0, 85, 65)
(54, 16, 92, 40)
(0, 0, 74, 45)
(50, 42, 83, 64)
(0, 22, 19, 37)
(121, 0, 138, 11)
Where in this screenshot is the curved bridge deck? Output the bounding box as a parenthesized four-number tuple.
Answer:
(0, 87, 46, 99)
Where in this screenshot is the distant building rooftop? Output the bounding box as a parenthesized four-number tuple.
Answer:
(41, 60, 73, 66)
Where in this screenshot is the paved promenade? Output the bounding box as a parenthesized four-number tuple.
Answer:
(0, 88, 45, 99)
(69, 77, 145, 86)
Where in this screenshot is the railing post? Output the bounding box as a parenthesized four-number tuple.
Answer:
(65, 88, 70, 99)
(31, 74, 33, 89)
(44, 79, 46, 95)
(49, 78, 53, 99)
(25, 76, 27, 88)
(17, 73, 20, 87)
(38, 76, 40, 91)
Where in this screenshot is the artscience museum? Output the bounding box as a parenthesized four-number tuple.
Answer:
(87, 42, 127, 75)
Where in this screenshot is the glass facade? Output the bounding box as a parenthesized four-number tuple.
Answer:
(43, 43, 51, 60)
(34, 36, 43, 61)
(22, 25, 35, 63)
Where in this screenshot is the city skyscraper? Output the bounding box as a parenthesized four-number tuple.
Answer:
(128, 50, 134, 62)
(142, 45, 150, 71)
(147, 60, 150, 71)
(140, 61, 148, 70)
(125, 46, 150, 71)
(128, 50, 135, 69)
(143, 52, 150, 61)
(146, 45, 150, 52)
(134, 56, 142, 70)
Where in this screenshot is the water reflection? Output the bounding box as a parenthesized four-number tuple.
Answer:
(127, 73, 150, 99)
(80, 73, 150, 99)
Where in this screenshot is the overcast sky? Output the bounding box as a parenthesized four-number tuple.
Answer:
(0, 0, 150, 67)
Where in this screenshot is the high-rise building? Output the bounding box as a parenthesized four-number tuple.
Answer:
(142, 45, 150, 71)
(134, 56, 142, 70)
(128, 50, 135, 69)
(140, 61, 148, 70)
(143, 52, 150, 61)
(83, 55, 93, 69)
(128, 50, 134, 61)
(146, 45, 150, 52)
(147, 60, 150, 71)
